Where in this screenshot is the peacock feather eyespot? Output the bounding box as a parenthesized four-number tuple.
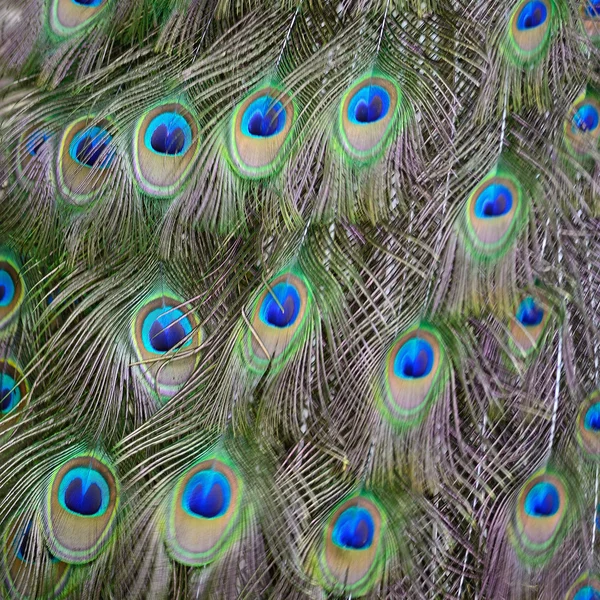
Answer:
(586, 0, 600, 16)
(393, 337, 435, 380)
(71, 0, 104, 6)
(165, 457, 242, 566)
(565, 573, 600, 599)
(57, 116, 116, 206)
(16, 123, 54, 186)
(516, 296, 544, 326)
(573, 586, 600, 600)
(143, 307, 191, 355)
(350, 87, 389, 125)
(42, 453, 119, 564)
(0, 358, 29, 440)
(584, 404, 600, 431)
(377, 324, 446, 428)
(228, 86, 295, 179)
(0, 250, 25, 331)
(509, 295, 550, 356)
(462, 171, 525, 261)
(259, 282, 301, 329)
(2, 514, 71, 598)
(331, 507, 375, 550)
(182, 470, 231, 519)
(509, 471, 568, 566)
(145, 112, 192, 156)
(337, 74, 401, 164)
(576, 391, 600, 459)
(474, 183, 513, 218)
(242, 97, 287, 139)
(564, 91, 600, 157)
(507, 0, 553, 61)
(582, 0, 600, 43)
(132, 101, 200, 197)
(15, 521, 36, 564)
(13, 520, 60, 565)
(523, 482, 560, 517)
(316, 495, 384, 594)
(48, 0, 109, 37)
(58, 466, 110, 517)
(27, 131, 51, 157)
(69, 126, 114, 169)
(131, 293, 203, 399)
(243, 271, 312, 373)
(573, 105, 600, 133)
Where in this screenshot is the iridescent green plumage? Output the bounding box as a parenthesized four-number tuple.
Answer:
(0, 0, 598, 598)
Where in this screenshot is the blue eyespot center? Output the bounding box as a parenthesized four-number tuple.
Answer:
(152, 125, 185, 154)
(586, 0, 600, 17)
(584, 403, 600, 431)
(0, 388, 14, 412)
(15, 521, 33, 563)
(64, 478, 102, 516)
(144, 112, 193, 157)
(183, 470, 231, 519)
(573, 104, 599, 133)
(15, 521, 60, 564)
(59, 466, 110, 517)
(149, 318, 186, 352)
(332, 507, 375, 550)
(524, 482, 560, 517)
(71, 0, 104, 6)
(0, 372, 20, 415)
(474, 183, 513, 218)
(516, 297, 544, 327)
(141, 305, 193, 355)
(260, 283, 301, 329)
(248, 109, 278, 137)
(241, 96, 286, 138)
(348, 85, 390, 125)
(574, 587, 600, 600)
(516, 1, 548, 30)
(394, 337, 434, 379)
(70, 126, 114, 168)
(0, 268, 16, 308)
(355, 96, 382, 123)
(26, 130, 51, 157)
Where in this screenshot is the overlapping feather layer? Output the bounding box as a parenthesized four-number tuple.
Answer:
(0, 0, 598, 598)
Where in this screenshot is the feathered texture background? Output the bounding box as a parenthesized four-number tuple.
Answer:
(0, 0, 598, 598)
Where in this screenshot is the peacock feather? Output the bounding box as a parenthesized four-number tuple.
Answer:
(1, 512, 72, 599)
(41, 450, 119, 564)
(0, 0, 598, 598)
